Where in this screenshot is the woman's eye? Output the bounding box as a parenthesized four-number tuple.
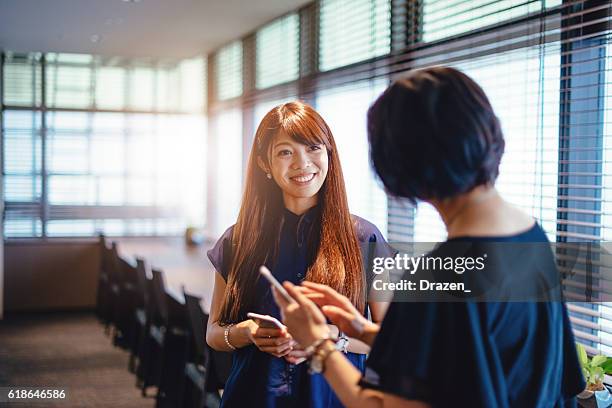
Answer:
(277, 149, 292, 157)
(308, 144, 322, 152)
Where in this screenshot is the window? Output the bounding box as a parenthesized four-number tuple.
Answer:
(604, 43, 612, 242)
(209, 109, 243, 238)
(412, 45, 561, 242)
(3, 53, 42, 107)
(421, 0, 562, 43)
(319, 0, 391, 72)
(316, 80, 388, 235)
(2, 52, 207, 238)
(215, 41, 243, 101)
(256, 13, 300, 89)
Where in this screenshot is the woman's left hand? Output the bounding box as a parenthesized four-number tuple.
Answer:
(271, 281, 330, 348)
(284, 347, 309, 365)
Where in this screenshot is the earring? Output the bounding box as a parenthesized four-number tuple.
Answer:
(266, 173, 272, 179)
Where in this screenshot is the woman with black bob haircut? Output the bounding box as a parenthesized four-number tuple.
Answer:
(368, 66, 505, 202)
(272, 67, 586, 407)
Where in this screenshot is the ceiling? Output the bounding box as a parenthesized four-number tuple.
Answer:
(0, 0, 311, 59)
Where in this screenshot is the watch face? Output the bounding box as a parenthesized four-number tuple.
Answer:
(336, 337, 348, 353)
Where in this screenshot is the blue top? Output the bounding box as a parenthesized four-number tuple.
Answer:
(208, 206, 395, 408)
(360, 223, 585, 407)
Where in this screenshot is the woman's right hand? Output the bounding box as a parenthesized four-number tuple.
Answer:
(299, 281, 379, 343)
(243, 319, 294, 358)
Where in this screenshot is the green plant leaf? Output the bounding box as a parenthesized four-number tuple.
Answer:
(577, 343, 588, 367)
(600, 358, 612, 374)
(593, 367, 605, 383)
(583, 367, 591, 382)
(592, 355, 607, 367)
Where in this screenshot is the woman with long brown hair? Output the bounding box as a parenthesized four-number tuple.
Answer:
(205, 101, 394, 407)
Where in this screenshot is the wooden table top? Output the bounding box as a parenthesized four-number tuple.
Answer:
(115, 236, 216, 313)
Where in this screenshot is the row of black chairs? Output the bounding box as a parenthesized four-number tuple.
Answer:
(95, 234, 231, 408)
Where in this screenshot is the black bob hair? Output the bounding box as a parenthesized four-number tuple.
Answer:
(367, 66, 505, 203)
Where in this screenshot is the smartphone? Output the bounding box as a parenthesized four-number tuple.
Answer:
(247, 312, 286, 330)
(259, 265, 294, 303)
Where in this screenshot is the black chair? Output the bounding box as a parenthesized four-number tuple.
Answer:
(95, 234, 113, 332)
(156, 287, 191, 407)
(136, 268, 166, 395)
(103, 242, 122, 334)
(181, 291, 213, 408)
(111, 247, 139, 349)
(137, 269, 189, 407)
(206, 339, 232, 407)
(128, 258, 149, 373)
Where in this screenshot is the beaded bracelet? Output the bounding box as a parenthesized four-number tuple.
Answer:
(303, 332, 332, 356)
(224, 323, 236, 351)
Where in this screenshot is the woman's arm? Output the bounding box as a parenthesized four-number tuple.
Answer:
(369, 300, 390, 323)
(206, 271, 293, 356)
(345, 300, 389, 353)
(321, 342, 429, 408)
(273, 282, 430, 408)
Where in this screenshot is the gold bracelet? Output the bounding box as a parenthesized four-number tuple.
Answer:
(309, 339, 337, 374)
(224, 323, 236, 351)
(304, 333, 332, 356)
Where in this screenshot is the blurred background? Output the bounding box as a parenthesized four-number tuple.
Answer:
(0, 0, 611, 404)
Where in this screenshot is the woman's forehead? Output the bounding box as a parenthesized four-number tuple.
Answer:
(273, 131, 295, 145)
(272, 131, 316, 148)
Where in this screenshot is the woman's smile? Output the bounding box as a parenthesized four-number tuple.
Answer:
(290, 172, 317, 185)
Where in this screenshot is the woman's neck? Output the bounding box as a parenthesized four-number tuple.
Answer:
(283, 194, 318, 215)
(430, 186, 533, 238)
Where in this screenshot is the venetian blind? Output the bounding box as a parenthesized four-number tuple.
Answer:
(318, 0, 391, 72)
(214, 41, 243, 101)
(1, 52, 207, 237)
(255, 13, 300, 89)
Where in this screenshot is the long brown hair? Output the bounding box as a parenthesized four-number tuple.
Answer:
(218, 101, 364, 324)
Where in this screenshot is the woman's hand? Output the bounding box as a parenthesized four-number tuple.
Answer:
(242, 319, 294, 358)
(272, 281, 331, 348)
(284, 323, 337, 364)
(298, 281, 379, 344)
(284, 347, 309, 365)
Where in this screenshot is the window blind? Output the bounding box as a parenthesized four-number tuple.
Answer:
(3, 109, 43, 237)
(393, 0, 612, 356)
(315, 80, 389, 235)
(3, 52, 42, 107)
(421, 0, 562, 43)
(407, 44, 562, 243)
(2, 52, 207, 238)
(208, 109, 242, 238)
(214, 41, 243, 101)
(256, 13, 300, 89)
(319, 0, 391, 72)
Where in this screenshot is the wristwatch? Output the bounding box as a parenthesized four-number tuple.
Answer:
(308, 339, 337, 374)
(335, 332, 349, 353)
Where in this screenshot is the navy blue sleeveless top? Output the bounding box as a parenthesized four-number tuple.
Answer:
(360, 223, 585, 407)
(208, 206, 395, 408)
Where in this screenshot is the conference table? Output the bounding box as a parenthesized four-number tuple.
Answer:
(115, 236, 216, 313)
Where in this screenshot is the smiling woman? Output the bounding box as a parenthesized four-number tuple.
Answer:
(204, 101, 395, 408)
(263, 132, 329, 215)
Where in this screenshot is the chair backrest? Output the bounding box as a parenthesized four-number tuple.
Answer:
(98, 234, 108, 275)
(108, 242, 122, 285)
(184, 291, 208, 361)
(151, 269, 169, 325)
(135, 259, 149, 309)
(119, 257, 138, 287)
